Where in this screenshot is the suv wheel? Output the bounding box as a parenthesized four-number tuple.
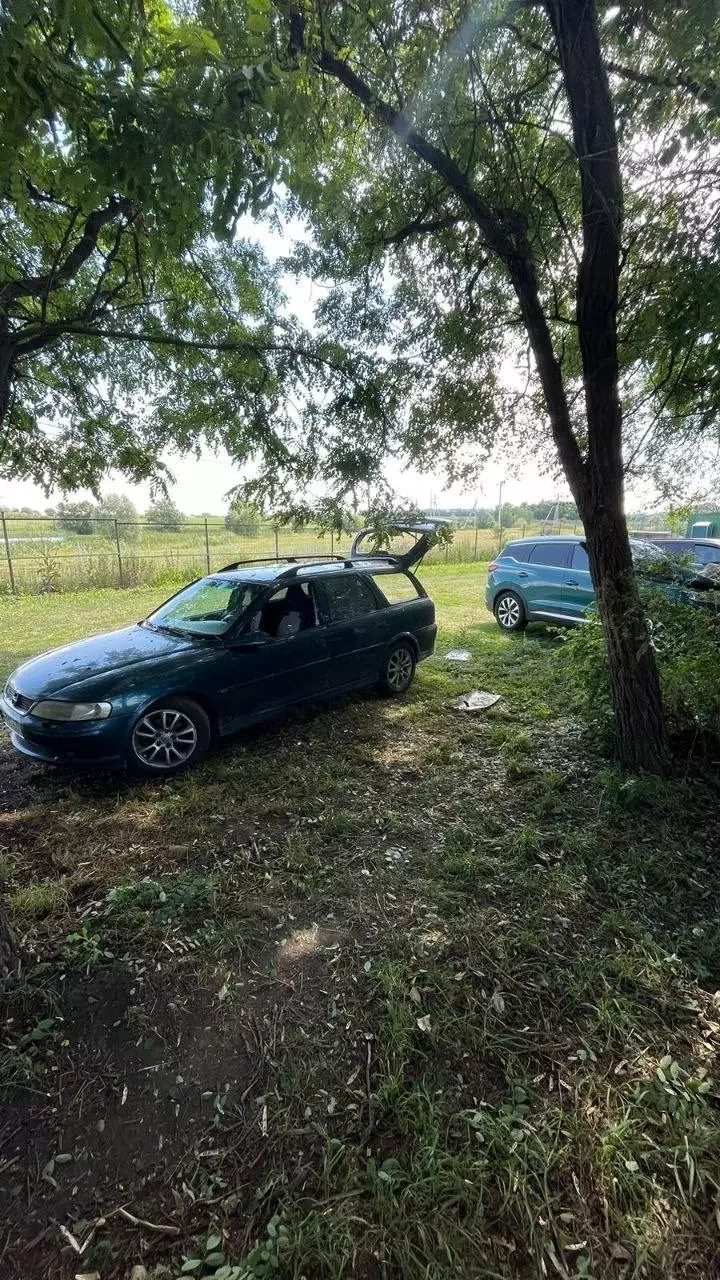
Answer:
(129, 697, 210, 776)
(494, 591, 527, 632)
(379, 642, 416, 696)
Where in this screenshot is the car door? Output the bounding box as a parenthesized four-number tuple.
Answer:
(217, 582, 330, 730)
(522, 541, 573, 618)
(561, 543, 595, 620)
(314, 573, 385, 689)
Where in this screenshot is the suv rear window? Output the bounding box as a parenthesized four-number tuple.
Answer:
(528, 541, 571, 568)
(502, 543, 533, 562)
(371, 572, 421, 603)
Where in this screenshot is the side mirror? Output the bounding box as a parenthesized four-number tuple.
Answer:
(230, 632, 272, 651)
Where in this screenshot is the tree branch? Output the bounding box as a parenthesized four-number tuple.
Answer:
(0, 198, 133, 305)
(386, 213, 464, 245)
(315, 44, 587, 497)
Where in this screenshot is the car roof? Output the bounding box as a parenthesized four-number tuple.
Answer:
(654, 536, 720, 547)
(210, 557, 405, 584)
(499, 532, 655, 547)
(502, 535, 584, 545)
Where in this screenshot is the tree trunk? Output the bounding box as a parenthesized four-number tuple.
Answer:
(0, 334, 15, 431)
(0, 894, 19, 983)
(581, 501, 673, 774)
(545, 0, 672, 774)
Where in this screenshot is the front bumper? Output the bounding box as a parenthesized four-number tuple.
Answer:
(1, 695, 130, 767)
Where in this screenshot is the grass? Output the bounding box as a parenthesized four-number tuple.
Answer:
(0, 562, 718, 1279)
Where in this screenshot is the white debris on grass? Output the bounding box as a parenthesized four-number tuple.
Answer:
(453, 690, 502, 713)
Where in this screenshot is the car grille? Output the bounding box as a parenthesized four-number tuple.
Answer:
(4, 683, 34, 714)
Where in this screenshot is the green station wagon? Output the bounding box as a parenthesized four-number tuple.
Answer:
(2, 523, 444, 776)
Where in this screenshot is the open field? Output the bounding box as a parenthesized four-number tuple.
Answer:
(0, 564, 718, 1279)
(0, 519, 585, 594)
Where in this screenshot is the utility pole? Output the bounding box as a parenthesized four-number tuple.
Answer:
(497, 481, 504, 546)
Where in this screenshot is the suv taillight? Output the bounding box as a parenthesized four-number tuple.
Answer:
(488, 562, 498, 572)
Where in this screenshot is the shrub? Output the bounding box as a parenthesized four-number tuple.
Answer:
(96, 494, 140, 543)
(225, 501, 261, 537)
(55, 500, 96, 535)
(561, 590, 720, 748)
(146, 498, 184, 532)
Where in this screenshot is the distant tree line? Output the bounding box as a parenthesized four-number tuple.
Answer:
(2, 496, 263, 542)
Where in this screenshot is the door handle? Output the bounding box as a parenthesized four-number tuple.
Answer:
(565, 579, 579, 586)
(517, 571, 529, 578)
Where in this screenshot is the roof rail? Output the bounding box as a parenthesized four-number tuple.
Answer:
(277, 558, 355, 578)
(216, 554, 347, 573)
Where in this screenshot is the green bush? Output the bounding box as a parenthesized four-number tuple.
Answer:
(561, 591, 720, 747)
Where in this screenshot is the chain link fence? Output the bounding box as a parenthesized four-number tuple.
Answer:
(0, 512, 666, 596)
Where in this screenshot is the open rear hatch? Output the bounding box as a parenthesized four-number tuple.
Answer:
(350, 519, 451, 569)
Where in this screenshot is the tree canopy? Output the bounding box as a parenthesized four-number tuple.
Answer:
(0, 0, 379, 495)
(197, 0, 720, 512)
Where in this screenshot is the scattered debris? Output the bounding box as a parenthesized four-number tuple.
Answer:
(116, 1207, 180, 1237)
(445, 648, 472, 661)
(453, 689, 502, 712)
(416, 1014, 432, 1032)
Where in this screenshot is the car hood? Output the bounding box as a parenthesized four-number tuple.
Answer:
(10, 624, 198, 700)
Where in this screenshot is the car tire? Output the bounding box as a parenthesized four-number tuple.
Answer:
(494, 591, 527, 632)
(379, 641, 417, 696)
(128, 697, 211, 777)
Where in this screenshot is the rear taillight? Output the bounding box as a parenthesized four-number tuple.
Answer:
(488, 562, 498, 572)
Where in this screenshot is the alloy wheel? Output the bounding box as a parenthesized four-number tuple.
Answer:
(132, 708, 198, 770)
(497, 595, 521, 629)
(387, 646, 414, 691)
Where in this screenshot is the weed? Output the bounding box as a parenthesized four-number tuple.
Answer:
(10, 881, 66, 918)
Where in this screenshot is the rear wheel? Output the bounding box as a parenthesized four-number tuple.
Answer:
(379, 642, 416, 696)
(129, 697, 210, 777)
(494, 591, 527, 632)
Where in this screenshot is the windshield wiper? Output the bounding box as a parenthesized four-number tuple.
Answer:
(141, 619, 192, 640)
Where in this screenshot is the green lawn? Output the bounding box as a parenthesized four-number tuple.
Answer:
(0, 566, 718, 1280)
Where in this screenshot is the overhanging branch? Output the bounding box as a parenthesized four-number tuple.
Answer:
(0, 198, 134, 306)
(315, 43, 588, 497)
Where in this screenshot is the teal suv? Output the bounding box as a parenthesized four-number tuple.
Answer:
(486, 535, 720, 632)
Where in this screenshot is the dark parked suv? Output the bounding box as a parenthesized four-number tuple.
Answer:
(642, 536, 720, 575)
(2, 523, 443, 776)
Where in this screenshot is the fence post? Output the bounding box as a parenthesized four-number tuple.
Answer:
(204, 518, 211, 573)
(445, 540, 449, 562)
(114, 519, 124, 587)
(1, 511, 16, 595)
(330, 530, 334, 558)
(473, 526, 478, 561)
(522, 522, 526, 538)
(274, 528, 279, 560)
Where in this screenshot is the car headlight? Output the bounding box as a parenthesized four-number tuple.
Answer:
(31, 700, 112, 722)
